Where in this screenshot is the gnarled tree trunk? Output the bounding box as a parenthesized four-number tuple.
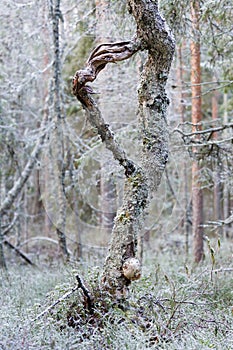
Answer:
(73, 0, 175, 297)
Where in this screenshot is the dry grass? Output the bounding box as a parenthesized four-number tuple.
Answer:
(0, 238, 233, 349)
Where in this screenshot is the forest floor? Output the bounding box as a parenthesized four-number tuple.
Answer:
(0, 237, 233, 350)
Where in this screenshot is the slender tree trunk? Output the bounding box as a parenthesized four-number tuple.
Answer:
(95, 0, 110, 42)
(222, 92, 230, 238)
(0, 176, 7, 269)
(0, 211, 7, 270)
(212, 88, 222, 235)
(177, 43, 190, 255)
(190, 0, 204, 263)
(50, 0, 70, 261)
(0, 121, 47, 217)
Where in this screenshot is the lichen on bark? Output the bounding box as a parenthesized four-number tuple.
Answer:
(73, 0, 175, 298)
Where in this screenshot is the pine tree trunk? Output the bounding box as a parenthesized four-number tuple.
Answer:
(190, 0, 204, 263)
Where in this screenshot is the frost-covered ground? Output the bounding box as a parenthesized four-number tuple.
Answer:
(1, 239, 233, 350)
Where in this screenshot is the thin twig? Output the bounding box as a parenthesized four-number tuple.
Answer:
(173, 123, 233, 137)
(212, 268, 233, 273)
(76, 274, 94, 314)
(2, 213, 18, 236)
(31, 285, 79, 322)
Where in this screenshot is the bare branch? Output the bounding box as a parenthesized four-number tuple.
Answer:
(3, 239, 35, 266)
(212, 268, 233, 273)
(224, 213, 233, 225)
(31, 285, 79, 322)
(31, 274, 94, 322)
(76, 274, 94, 314)
(73, 40, 140, 107)
(0, 117, 48, 216)
(1, 213, 18, 236)
(173, 123, 233, 137)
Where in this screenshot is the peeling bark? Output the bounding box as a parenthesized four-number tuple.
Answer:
(73, 0, 175, 296)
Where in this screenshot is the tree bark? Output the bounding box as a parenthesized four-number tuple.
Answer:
(0, 215, 7, 269)
(50, 0, 70, 261)
(177, 43, 190, 256)
(73, 0, 175, 296)
(0, 119, 47, 217)
(212, 87, 222, 235)
(190, 0, 204, 263)
(222, 92, 230, 238)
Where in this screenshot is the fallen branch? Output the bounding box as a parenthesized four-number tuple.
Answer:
(223, 213, 233, 225)
(3, 239, 35, 266)
(31, 274, 94, 322)
(205, 213, 233, 227)
(31, 285, 79, 322)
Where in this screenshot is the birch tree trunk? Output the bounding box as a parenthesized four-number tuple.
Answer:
(73, 0, 175, 296)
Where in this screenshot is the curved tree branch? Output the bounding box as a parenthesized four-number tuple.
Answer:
(72, 0, 175, 297)
(73, 40, 141, 107)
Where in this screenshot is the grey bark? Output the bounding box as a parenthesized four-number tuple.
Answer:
(73, 0, 175, 296)
(223, 92, 230, 238)
(0, 216, 7, 269)
(50, 0, 70, 261)
(0, 120, 47, 217)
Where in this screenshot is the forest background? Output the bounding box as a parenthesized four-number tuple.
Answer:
(0, 0, 232, 349)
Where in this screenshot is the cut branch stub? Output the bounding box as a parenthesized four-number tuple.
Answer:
(73, 41, 140, 107)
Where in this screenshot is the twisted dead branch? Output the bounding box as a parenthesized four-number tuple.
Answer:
(73, 40, 140, 108)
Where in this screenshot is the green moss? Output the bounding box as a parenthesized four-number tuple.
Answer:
(118, 211, 131, 224)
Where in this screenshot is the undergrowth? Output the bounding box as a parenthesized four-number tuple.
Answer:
(0, 239, 233, 349)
